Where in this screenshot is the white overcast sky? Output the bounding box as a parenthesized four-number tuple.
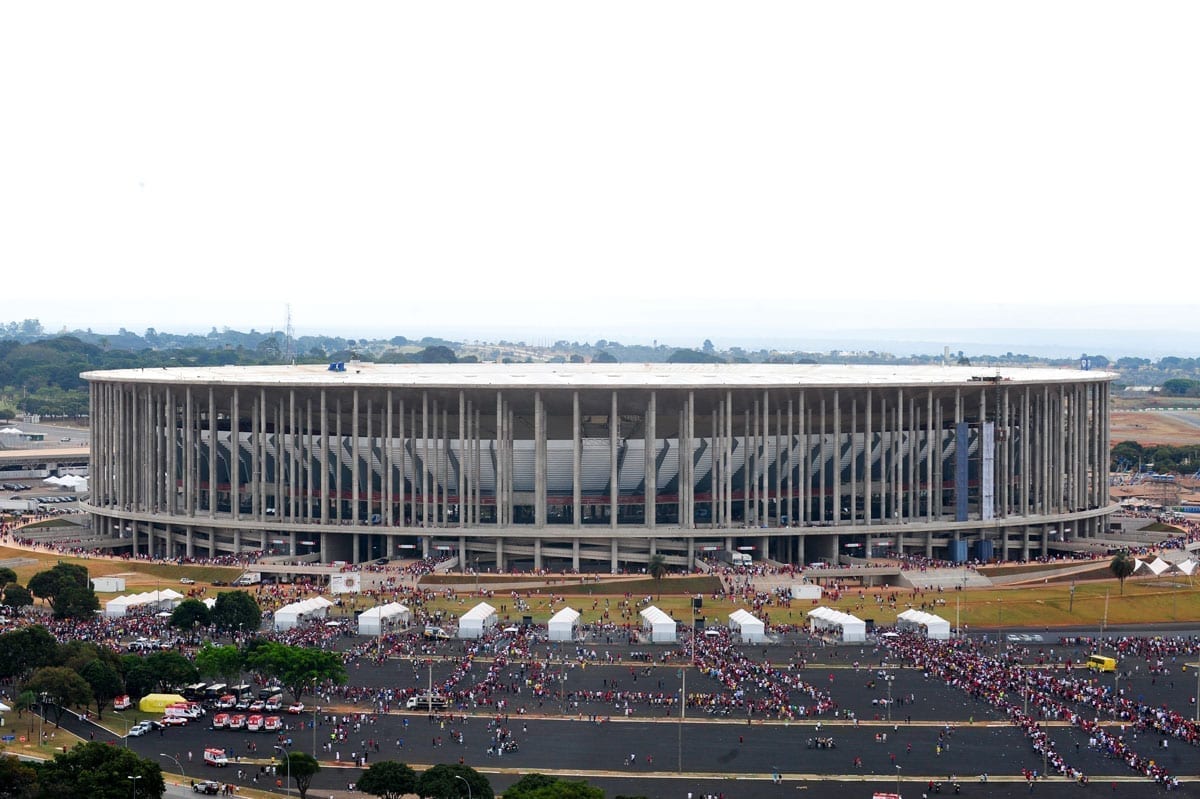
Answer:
(2, 2, 1197, 350)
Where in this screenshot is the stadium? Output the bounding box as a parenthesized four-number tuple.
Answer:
(82, 362, 1114, 571)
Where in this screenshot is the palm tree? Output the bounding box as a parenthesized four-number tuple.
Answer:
(648, 554, 669, 589)
(1110, 551, 1136, 594)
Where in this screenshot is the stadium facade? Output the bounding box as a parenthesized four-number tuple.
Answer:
(82, 363, 1114, 570)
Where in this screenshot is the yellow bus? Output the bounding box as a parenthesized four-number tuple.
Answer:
(1087, 655, 1117, 673)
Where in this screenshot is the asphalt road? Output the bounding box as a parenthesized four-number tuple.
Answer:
(28, 630, 1200, 798)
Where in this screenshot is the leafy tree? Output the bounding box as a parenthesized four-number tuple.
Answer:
(35, 741, 164, 799)
(0, 626, 59, 680)
(27, 563, 97, 618)
(279, 751, 320, 799)
(169, 598, 212, 631)
(414, 764, 493, 799)
(666, 349, 722, 364)
(210, 590, 261, 633)
(504, 774, 603, 799)
(23, 666, 94, 726)
(80, 658, 123, 719)
(119, 655, 156, 701)
(591, 351, 617, 364)
(245, 642, 346, 702)
(357, 760, 418, 799)
(0, 752, 38, 799)
(1161, 378, 1200, 397)
(143, 651, 199, 692)
(194, 644, 244, 686)
(0, 567, 17, 587)
(418, 346, 457, 364)
(1110, 551, 1136, 594)
(2, 583, 33, 610)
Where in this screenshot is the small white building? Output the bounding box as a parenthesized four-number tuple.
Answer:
(789, 583, 822, 600)
(357, 602, 411, 636)
(807, 606, 866, 643)
(728, 608, 766, 643)
(639, 606, 677, 643)
(895, 609, 951, 640)
(458, 602, 498, 639)
(547, 607, 582, 641)
(91, 576, 126, 593)
(273, 596, 334, 631)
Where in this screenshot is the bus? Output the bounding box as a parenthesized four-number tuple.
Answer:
(1087, 655, 1117, 673)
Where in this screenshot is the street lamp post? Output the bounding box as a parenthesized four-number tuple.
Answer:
(454, 774, 473, 799)
(275, 745, 292, 798)
(114, 712, 130, 749)
(896, 764, 902, 795)
(159, 753, 186, 781)
(127, 775, 141, 799)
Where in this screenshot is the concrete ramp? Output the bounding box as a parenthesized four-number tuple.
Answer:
(897, 567, 993, 590)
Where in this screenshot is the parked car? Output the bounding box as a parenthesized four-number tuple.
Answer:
(161, 715, 188, 726)
(180, 577, 195, 585)
(193, 780, 221, 795)
(228, 714, 247, 730)
(287, 702, 305, 714)
(128, 722, 153, 737)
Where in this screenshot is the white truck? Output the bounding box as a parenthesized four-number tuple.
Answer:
(720, 550, 752, 567)
(234, 572, 262, 586)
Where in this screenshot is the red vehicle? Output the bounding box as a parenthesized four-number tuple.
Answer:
(211, 713, 230, 729)
(287, 703, 305, 714)
(246, 714, 264, 732)
(263, 716, 282, 732)
(228, 714, 247, 730)
(214, 694, 237, 709)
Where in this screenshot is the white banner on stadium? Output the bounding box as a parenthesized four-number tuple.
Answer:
(329, 573, 362, 594)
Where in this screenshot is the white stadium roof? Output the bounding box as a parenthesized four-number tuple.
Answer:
(83, 363, 1113, 390)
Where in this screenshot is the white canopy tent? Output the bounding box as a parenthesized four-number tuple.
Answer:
(357, 602, 411, 635)
(547, 607, 582, 641)
(639, 606, 677, 643)
(273, 596, 334, 631)
(895, 609, 952, 640)
(104, 589, 186, 618)
(728, 608, 766, 643)
(789, 584, 822, 600)
(807, 606, 866, 643)
(458, 602, 498, 639)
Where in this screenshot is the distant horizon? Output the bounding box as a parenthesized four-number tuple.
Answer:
(19, 319, 1194, 361)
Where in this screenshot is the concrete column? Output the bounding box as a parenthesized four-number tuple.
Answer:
(687, 537, 695, 570)
(534, 538, 543, 570)
(646, 391, 656, 529)
(320, 391, 330, 525)
(535, 392, 546, 527)
(818, 397, 827, 524)
(496, 537, 505, 571)
(572, 538, 580, 571)
(230, 389, 239, 521)
(610, 538, 619, 573)
(351, 390, 360, 525)
(208, 388, 218, 519)
(725, 391, 733, 529)
(573, 391, 581, 529)
(742, 407, 751, 525)
(398, 398, 406, 526)
(459, 391, 466, 529)
(786, 398, 793, 528)
(610, 391, 619, 529)
(422, 393, 430, 527)
(832, 391, 841, 525)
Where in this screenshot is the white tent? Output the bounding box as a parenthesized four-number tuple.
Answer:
(357, 602, 411, 635)
(103, 589, 186, 618)
(458, 601, 498, 639)
(1148, 556, 1172, 575)
(789, 583, 822, 600)
(273, 596, 334, 631)
(728, 608, 766, 643)
(547, 607, 582, 641)
(807, 606, 866, 643)
(1178, 559, 1198, 576)
(639, 606, 677, 643)
(895, 609, 951, 640)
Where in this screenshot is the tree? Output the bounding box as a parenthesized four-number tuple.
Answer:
(0, 567, 17, 588)
(119, 655, 156, 701)
(194, 644, 245, 686)
(245, 642, 347, 702)
(210, 590, 262, 633)
(79, 658, 123, 719)
(504, 774, 603, 799)
(169, 598, 212, 631)
(35, 742, 164, 799)
(357, 760, 418, 799)
(280, 751, 320, 799)
(1110, 551, 1136, 594)
(415, 764, 493, 799)
(666, 349, 722, 364)
(23, 666, 94, 726)
(0, 626, 59, 680)
(0, 752, 38, 799)
(2, 583, 33, 610)
(591, 351, 617, 364)
(647, 553, 668, 585)
(418, 346, 457, 364)
(143, 651, 199, 692)
(27, 563, 97, 618)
